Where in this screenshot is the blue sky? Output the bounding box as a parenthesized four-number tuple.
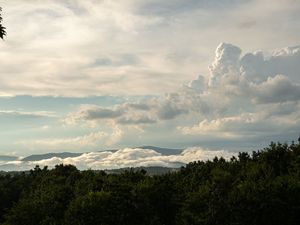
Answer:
(0, 0, 300, 158)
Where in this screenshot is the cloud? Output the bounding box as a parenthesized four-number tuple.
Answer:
(117, 116, 156, 125)
(0, 110, 57, 118)
(19, 127, 123, 150)
(0, 0, 178, 97)
(77, 105, 123, 120)
(65, 103, 156, 126)
(209, 43, 242, 87)
(0, 147, 235, 171)
(251, 75, 300, 103)
(178, 112, 289, 138)
(133, 0, 247, 16)
(59, 42, 300, 146)
(65, 94, 189, 126)
(187, 75, 207, 93)
(240, 45, 300, 83)
(178, 43, 300, 139)
(1, 0, 299, 97)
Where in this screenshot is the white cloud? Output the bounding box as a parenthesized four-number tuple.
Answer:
(209, 43, 242, 87)
(1, 0, 299, 96)
(0, 0, 299, 152)
(58, 42, 300, 145)
(177, 43, 300, 139)
(0, 147, 235, 171)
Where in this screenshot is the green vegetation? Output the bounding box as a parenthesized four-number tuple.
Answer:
(1, 140, 300, 225)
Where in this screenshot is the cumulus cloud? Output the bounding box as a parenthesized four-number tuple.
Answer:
(187, 75, 207, 93)
(251, 75, 300, 103)
(178, 43, 300, 139)
(0, 147, 235, 171)
(179, 111, 298, 138)
(240, 46, 300, 83)
(65, 93, 189, 126)
(59, 42, 300, 146)
(209, 43, 242, 87)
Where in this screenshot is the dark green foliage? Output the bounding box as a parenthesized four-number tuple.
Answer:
(0, 7, 6, 39)
(1, 139, 300, 225)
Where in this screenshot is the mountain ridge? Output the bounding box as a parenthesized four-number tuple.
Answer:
(20, 146, 183, 162)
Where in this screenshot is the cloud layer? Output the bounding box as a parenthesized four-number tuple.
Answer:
(0, 0, 299, 96)
(0, 147, 235, 171)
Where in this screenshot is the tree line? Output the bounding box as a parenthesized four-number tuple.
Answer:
(0, 139, 300, 225)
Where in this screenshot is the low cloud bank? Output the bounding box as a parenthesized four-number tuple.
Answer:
(0, 147, 235, 171)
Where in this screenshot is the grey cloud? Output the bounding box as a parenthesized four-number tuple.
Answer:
(57, 0, 90, 15)
(117, 116, 156, 125)
(265, 102, 300, 117)
(156, 101, 187, 120)
(67, 103, 153, 125)
(188, 75, 207, 93)
(135, 0, 247, 16)
(124, 103, 151, 111)
(67, 95, 189, 125)
(92, 54, 139, 67)
(93, 58, 113, 66)
(240, 51, 265, 82)
(252, 75, 300, 103)
(241, 46, 300, 82)
(266, 46, 300, 81)
(237, 20, 257, 29)
(84, 107, 122, 119)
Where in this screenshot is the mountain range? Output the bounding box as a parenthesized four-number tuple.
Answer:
(1, 146, 183, 162)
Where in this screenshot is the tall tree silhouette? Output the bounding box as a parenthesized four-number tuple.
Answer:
(0, 7, 6, 39)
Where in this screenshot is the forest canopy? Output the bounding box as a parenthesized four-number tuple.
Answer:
(1, 139, 300, 225)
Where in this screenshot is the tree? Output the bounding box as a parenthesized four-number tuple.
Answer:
(0, 7, 6, 39)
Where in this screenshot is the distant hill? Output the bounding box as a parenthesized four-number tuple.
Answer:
(138, 146, 183, 155)
(0, 155, 18, 161)
(104, 166, 181, 175)
(1, 166, 181, 175)
(19, 146, 182, 162)
(21, 152, 82, 161)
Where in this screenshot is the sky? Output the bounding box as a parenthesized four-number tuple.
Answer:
(0, 0, 300, 165)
